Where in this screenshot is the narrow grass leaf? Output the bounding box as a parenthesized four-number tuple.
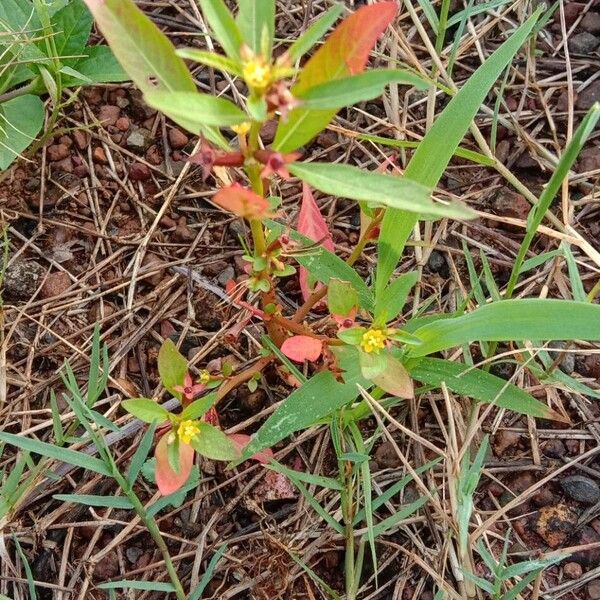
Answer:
(127, 422, 157, 485)
(176, 48, 243, 76)
(53, 494, 133, 509)
(374, 271, 419, 323)
(98, 581, 176, 592)
(197, 0, 243, 60)
(287, 4, 343, 62)
(189, 544, 229, 600)
(366, 496, 428, 538)
(267, 460, 343, 490)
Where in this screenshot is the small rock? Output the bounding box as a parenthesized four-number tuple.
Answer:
(72, 130, 89, 150)
(41, 271, 71, 299)
(74, 163, 90, 178)
(493, 430, 521, 455)
(4, 260, 45, 300)
(93, 146, 108, 164)
(98, 104, 120, 126)
(582, 11, 600, 34)
(589, 581, 600, 600)
(493, 187, 530, 228)
(126, 127, 153, 151)
(374, 441, 401, 469)
(532, 486, 556, 508)
(534, 504, 578, 548)
(542, 439, 566, 458)
(568, 32, 600, 53)
(572, 526, 600, 566)
(578, 145, 600, 173)
(25, 177, 41, 192)
(549, 342, 575, 374)
(516, 152, 539, 170)
(94, 551, 119, 580)
(240, 390, 266, 413)
(217, 265, 235, 287)
(168, 128, 189, 149)
(141, 253, 166, 286)
(115, 116, 130, 131)
(126, 547, 143, 564)
(47, 143, 69, 162)
(495, 139, 511, 163)
(563, 561, 582, 579)
(173, 217, 194, 242)
(561, 475, 600, 505)
(54, 157, 73, 173)
(556, 89, 575, 112)
(554, 3, 585, 27)
(145, 144, 162, 165)
(427, 250, 449, 277)
(129, 162, 151, 181)
(260, 120, 278, 144)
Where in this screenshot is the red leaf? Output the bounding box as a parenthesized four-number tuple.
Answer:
(213, 183, 272, 219)
(229, 433, 273, 464)
(298, 182, 334, 301)
(155, 434, 195, 496)
(281, 335, 323, 362)
(296, 2, 397, 94)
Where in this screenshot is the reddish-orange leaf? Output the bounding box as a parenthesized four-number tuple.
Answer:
(229, 433, 273, 464)
(298, 182, 334, 301)
(212, 183, 272, 219)
(295, 2, 397, 94)
(155, 434, 195, 496)
(281, 335, 323, 362)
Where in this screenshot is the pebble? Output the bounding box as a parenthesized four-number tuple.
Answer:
(578, 145, 600, 173)
(126, 127, 153, 151)
(55, 157, 73, 173)
(568, 32, 600, 53)
(125, 547, 143, 564)
(492, 430, 521, 455)
(145, 144, 162, 165)
(572, 526, 600, 567)
(141, 253, 166, 286)
(173, 217, 194, 242)
(589, 581, 600, 600)
(98, 104, 120, 126)
(73, 130, 89, 150)
(168, 128, 189, 149)
(4, 260, 45, 300)
(582, 11, 600, 33)
(217, 265, 235, 286)
(47, 143, 69, 162)
(115, 116, 130, 131)
(427, 250, 449, 277)
(575, 80, 600, 110)
(129, 162, 151, 181)
(542, 439, 566, 458)
(561, 475, 600, 505)
(554, 3, 585, 27)
(374, 441, 402, 469)
(93, 146, 108, 164)
(493, 187, 531, 228)
(534, 504, 578, 548)
(548, 342, 575, 375)
(40, 271, 71, 299)
(563, 561, 582, 579)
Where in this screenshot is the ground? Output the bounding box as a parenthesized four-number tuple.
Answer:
(1, 0, 600, 599)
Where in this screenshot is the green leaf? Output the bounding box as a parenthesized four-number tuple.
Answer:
(374, 271, 418, 324)
(0, 432, 112, 476)
(287, 4, 343, 62)
(82, 0, 195, 95)
(267, 460, 343, 490)
(190, 423, 239, 461)
(0, 95, 45, 171)
(62, 45, 129, 85)
(327, 278, 358, 317)
(181, 393, 218, 420)
(197, 0, 244, 60)
(98, 581, 176, 592)
(237, 0, 275, 57)
(359, 350, 387, 379)
(53, 494, 133, 509)
(297, 69, 427, 109)
(122, 398, 169, 423)
(337, 327, 365, 345)
(127, 422, 157, 484)
(376, 9, 542, 297)
(288, 162, 473, 220)
(367, 495, 428, 538)
(51, 0, 93, 57)
(144, 90, 248, 130)
(158, 339, 188, 400)
(408, 299, 600, 358)
(238, 370, 361, 461)
(189, 544, 229, 600)
(176, 48, 243, 76)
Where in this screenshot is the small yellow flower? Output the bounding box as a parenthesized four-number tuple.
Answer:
(198, 369, 211, 385)
(360, 328, 387, 354)
(243, 57, 272, 90)
(231, 121, 252, 136)
(177, 420, 200, 444)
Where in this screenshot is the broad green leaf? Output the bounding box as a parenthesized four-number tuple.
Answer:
(82, 0, 195, 95)
(288, 162, 473, 220)
(266, 220, 375, 311)
(144, 91, 248, 130)
(328, 278, 358, 317)
(0, 432, 112, 476)
(376, 9, 542, 297)
(369, 353, 414, 398)
(287, 4, 343, 62)
(176, 48, 243, 76)
(122, 398, 169, 423)
(51, 0, 93, 57)
(62, 45, 128, 85)
(297, 69, 427, 109)
(0, 95, 45, 170)
(239, 370, 361, 461)
(408, 300, 600, 359)
(53, 494, 134, 509)
(98, 581, 176, 592)
(274, 2, 397, 152)
(237, 0, 275, 57)
(197, 0, 243, 60)
(359, 350, 387, 379)
(190, 423, 239, 461)
(181, 393, 218, 420)
(374, 271, 419, 324)
(158, 339, 188, 400)
(337, 327, 365, 345)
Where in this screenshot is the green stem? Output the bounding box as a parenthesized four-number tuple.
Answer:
(0, 79, 39, 104)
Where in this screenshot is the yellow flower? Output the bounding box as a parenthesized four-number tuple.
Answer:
(231, 121, 252, 136)
(177, 420, 200, 444)
(198, 369, 211, 385)
(243, 57, 272, 90)
(360, 328, 387, 354)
